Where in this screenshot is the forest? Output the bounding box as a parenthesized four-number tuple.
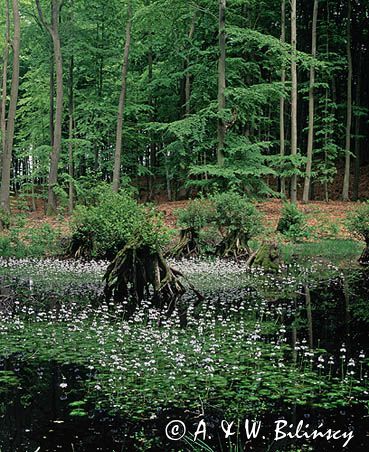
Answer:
(0, 0, 368, 211)
(0, 1, 369, 451)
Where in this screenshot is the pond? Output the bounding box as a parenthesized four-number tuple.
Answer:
(0, 258, 368, 451)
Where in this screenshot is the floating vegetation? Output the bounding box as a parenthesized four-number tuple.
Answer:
(0, 258, 368, 450)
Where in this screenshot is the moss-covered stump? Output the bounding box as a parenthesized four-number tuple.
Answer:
(104, 243, 186, 316)
(251, 242, 280, 271)
(169, 228, 201, 259)
(359, 244, 369, 266)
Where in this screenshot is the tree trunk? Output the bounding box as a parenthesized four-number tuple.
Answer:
(112, 1, 132, 193)
(36, 0, 64, 215)
(353, 55, 362, 201)
(68, 56, 74, 214)
(0, 0, 20, 214)
(0, 0, 10, 180)
(302, 0, 319, 203)
(217, 0, 226, 167)
(280, 0, 286, 196)
(49, 52, 55, 149)
(185, 13, 196, 116)
(342, 0, 352, 201)
(290, 0, 298, 203)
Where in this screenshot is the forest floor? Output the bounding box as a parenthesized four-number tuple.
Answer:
(157, 199, 356, 239)
(18, 198, 358, 241)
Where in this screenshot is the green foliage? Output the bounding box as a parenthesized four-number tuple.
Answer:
(0, 210, 11, 229)
(0, 219, 61, 258)
(70, 186, 169, 259)
(211, 192, 263, 242)
(175, 198, 215, 231)
(277, 202, 310, 242)
(346, 202, 369, 244)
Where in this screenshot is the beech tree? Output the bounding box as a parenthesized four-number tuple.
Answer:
(342, 0, 353, 201)
(0, 0, 20, 215)
(112, 1, 132, 193)
(302, 0, 319, 203)
(290, 0, 298, 203)
(279, 0, 286, 196)
(36, 0, 64, 215)
(217, 0, 226, 167)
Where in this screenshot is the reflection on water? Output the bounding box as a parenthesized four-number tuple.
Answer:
(0, 262, 368, 451)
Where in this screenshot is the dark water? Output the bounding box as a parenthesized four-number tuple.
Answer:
(0, 268, 368, 451)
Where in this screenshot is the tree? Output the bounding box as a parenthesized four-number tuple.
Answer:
(68, 56, 74, 213)
(290, 0, 298, 203)
(0, 0, 10, 174)
(302, 0, 319, 203)
(0, 0, 20, 215)
(342, 0, 352, 201)
(112, 0, 132, 193)
(36, 0, 64, 215)
(217, 0, 226, 167)
(279, 0, 286, 196)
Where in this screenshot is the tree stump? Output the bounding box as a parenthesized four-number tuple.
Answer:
(250, 241, 280, 271)
(104, 242, 186, 317)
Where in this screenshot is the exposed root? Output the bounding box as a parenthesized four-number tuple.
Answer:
(216, 231, 250, 259)
(104, 243, 187, 317)
(169, 228, 201, 259)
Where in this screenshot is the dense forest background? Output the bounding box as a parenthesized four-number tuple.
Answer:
(0, 0, 368, 217)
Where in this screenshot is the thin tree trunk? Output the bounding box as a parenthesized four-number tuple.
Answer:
(217, 0, 226, 167)
(353, 56, 362, 201)
(342, 0, 352, 201)
(0, 0, 10, 175)
(49, 53, 55, 148)
(323, 0, 330, 203)
(112, 1, 132, 193)
(0, 0, 20, 214)
(68, 56, 74, 214)
(36, 0, 64, 215)
(279, 0, 286, 196)
(302, 0, 319, 203)
(324, 88, 329, 202)
(185, 13, 196, 116)
(147, 46, 153, 198)
(290, 0, 298, 203)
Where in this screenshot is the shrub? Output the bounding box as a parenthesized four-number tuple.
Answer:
(175, 199, 215, 231)
(69, 187, 169, 260)
(210, 192, 263, 257)
(277, 202, 310, 242)
(211, 192, 262, 241)
(346, 202, 369, 244)
(170, 199, 216, 257)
